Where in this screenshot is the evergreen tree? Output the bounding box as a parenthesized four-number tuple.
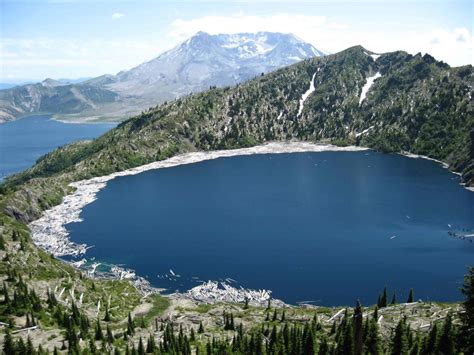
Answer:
(438, 313, 455, 355)
(26, 336, 34, 354)
(407, 289, 414, 303)
(95, 319, 103, 340)
(365, 320, 382, 355)
(409, 334, 421, 355)
(426, 322, 439, 354)
(459, 267, 474, 354)
(198, 321, 204, 334)
(272, 309, 278, 322)
(16, 338, 26, 354)
(391, 318, 409, 355)
(127, 313, 135, 336)
(3, 329, 15, 355)
(106, 324, 114, 344)
(373, 306, 379, 321)
(146, 334, 156, 353)
(303, 328, 315, 354)
(380, 287, 388, 308)
(0, 233, 5, 250)
(104, 306, 111, 322)
(138, 337, 145, 355)
(391, 292, 397, 305)
(339, 320, 354, 355)
(353, 300, 364, 355)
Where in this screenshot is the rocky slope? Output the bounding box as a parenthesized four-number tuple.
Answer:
(0, 32, 324, 123)
(0, 80, 119, 122)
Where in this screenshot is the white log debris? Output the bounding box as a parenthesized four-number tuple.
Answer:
(186, 281, 271, 306)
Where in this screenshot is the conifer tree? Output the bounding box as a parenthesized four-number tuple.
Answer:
(353, 300, 364, 355)
(16, 338, 26, 354)
(391, 318, 409, 355)
(138, 337, 145, 355)
(365, 319, 382, 355)
(198, 321, 204, 334)
(0, 233, 5, 250)
(407, 289, 414, 303)
(380, 287, 388, 308)
(438, 313, 455, 355)
(127, 312, 135, 336)
(104, 306, 111, 322)
(3, 329, 15, 355)
(26, 336, 34, 354)
(373, 306, 379, 321)
(272, 309, 278, 322)
(95, 319, 103, 340)
(426, 322, 439, 354)
(303, 328, 315, 354)
(106, 324, 114, 344)
(339, 320, 354, 355)
(460, 267, 474, 354)
(146, 334, 156, 353)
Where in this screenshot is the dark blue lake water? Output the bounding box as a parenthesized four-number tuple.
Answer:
(67, 151, 474, 306)
(0, 115, 115, 180)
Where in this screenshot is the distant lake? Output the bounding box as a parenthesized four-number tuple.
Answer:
(67, 151, 474, 306)
(0, 115, 115, 180)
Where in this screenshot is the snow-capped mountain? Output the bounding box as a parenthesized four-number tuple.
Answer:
(110, 31, 325, 97)
(0, 32, 326, 123)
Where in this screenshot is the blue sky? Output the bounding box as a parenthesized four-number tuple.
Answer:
(1, 0, 472, 82)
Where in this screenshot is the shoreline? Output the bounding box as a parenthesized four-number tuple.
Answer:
(400, 151, 474, 192)
(27, 141, 471, 305)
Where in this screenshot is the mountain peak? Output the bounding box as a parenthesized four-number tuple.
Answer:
(116, 31, 326, 87)
(41, 78, 64, 87)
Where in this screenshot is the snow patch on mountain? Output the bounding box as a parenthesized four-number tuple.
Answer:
(297, 72, 317, 117)
(359, 72, 382, 105)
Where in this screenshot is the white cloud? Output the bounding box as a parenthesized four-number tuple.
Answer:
(112, 12, 124, 20)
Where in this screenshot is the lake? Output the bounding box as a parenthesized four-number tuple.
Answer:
(66, 151, 474, 306)
(0, 115, 115, 180)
